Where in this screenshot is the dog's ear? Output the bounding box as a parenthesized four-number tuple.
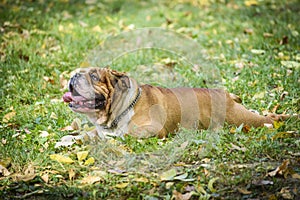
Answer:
(110, 70, 131, 89)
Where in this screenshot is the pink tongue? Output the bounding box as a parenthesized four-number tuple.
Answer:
(63, 92, 73, 102)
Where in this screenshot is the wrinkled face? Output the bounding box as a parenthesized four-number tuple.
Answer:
(62, 67, 128, 124)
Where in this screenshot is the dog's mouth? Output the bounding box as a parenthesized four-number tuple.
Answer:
(63, 91, 106, 112)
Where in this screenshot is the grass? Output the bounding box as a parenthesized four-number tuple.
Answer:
(0, 0, 299, 199)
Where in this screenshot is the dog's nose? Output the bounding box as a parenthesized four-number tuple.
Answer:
(69, 73, 81, 92)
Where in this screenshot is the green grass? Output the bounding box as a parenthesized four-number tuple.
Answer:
(0, 0, 299, 199)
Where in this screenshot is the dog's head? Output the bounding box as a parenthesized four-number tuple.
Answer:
(63, 67, 131, 125)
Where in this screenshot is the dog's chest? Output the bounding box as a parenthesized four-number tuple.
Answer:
(94, 109, 134, 138)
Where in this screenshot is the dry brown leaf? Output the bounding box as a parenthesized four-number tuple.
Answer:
(237, 187, 252, 195)
(59, 71, 69, 90)
(172, 190, 193, 200)
(291, 173, 300, 179)
(280, 187, 293, 199)
(41, 173, 49, 183)
(60, 125, 74, 131)
(15, 165, 36, 182)
(244, 28, 253, 35)
(0, 165, 11, 176)
(267, 160, 290, 177)
(230, 143, 246, 152)
(69, 168, 76, 180)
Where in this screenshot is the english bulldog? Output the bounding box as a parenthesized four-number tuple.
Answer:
(62, 67, 293, 139)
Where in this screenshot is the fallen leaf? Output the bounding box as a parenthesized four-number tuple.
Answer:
(281, 61, 300, 69)
(134, 177, 149, 183)
(50, 154, 74, 164)
(173, 173, 195, 182)
(244, 28, 253, 35)
(15, 165, 36, 182)
(242, 125, 251, 133)
(41, 174, 49, 183)
(92, 25, 102, 32)
(230, 143, 246, 152)
(50, 112, 58, 119)
(267, 160, 290, 177)
(252, 179, 273, 185)
(39, 131, 49, 138)
(172, 190, 193, 200)
(245, 0, 258, 6)
(71, 118, 81, 130)
(81, 175, 101, 184)
(272, 131, 296, 140)
(60, 125, 74, 131)
(207, 177, 218, 193)
(2, 111, 16, 123)
(273, 121, 284, 129)
(251, 49, 265, 55)
(237, 187, 252, 195)
(160, 168, 177, 181)
(291, 173, 300, 179)
(80, 61, 90, 68)
(1, 138, 7, 145)
(69, 168, 76, 180)
(77, 151, 89, 161)
(55, 135, 83, 148)
(280, 187, 293, 199)
(253, 91, 265, 99)
(115, 182, 129, 188)
(84, 157, 95, 166)
(0, 164, 11, 176)
(263, 32, 273, 38)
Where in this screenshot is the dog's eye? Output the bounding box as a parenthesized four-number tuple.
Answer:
(90, 73, 99, 81)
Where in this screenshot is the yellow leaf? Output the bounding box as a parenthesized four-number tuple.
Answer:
(84, 157, 95, 166)
(50, 112, 57, 119)
(81, 175, 101, 184)
(50, 154, 74, 164)
(245, 0, 258, 7)
(274, 121, 284, 129)
(80, 61, 90, 68)
(208, 177, 219, 193)
(160, 168, 177, 181)
(115, 182, 129, 189)
(134, 177, 149, 183)
(92, 25, 102, 32)
(2, 111, 16, 123)
(77, 151, 89, 161)
(253, 91, 265, 99)
(251, 49, 265, 55)
(58, 25, 64, 32)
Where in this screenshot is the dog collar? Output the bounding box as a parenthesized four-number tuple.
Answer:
(105, 87, 142, 129)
